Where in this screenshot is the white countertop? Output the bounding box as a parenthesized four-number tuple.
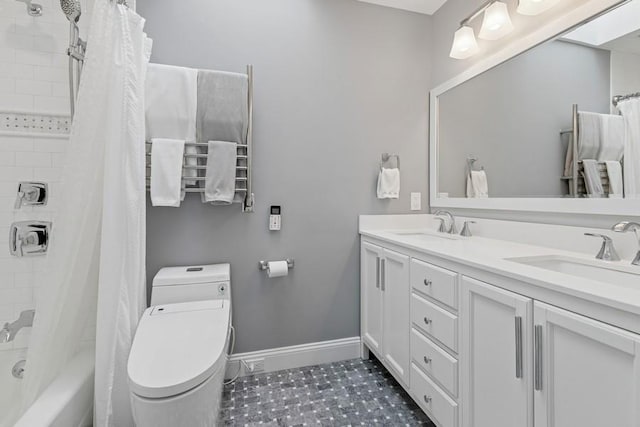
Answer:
(360, 218, 640, 318)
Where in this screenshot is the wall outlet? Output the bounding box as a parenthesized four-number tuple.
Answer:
(244, 358, 265, 373)
(410, 192, 421, 211)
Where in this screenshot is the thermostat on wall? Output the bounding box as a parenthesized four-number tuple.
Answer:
(269, 206, 281, 231)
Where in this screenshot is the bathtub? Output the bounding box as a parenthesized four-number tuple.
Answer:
(0, 348, 27, 418)
(3, 347, 95, 427)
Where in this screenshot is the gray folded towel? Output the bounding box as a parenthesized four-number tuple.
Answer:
(202, 141, 237, 205)
(196, 70, 248, 145)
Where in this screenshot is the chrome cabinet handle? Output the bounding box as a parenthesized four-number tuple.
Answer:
(423, 356, 432, 364)
(423, 395, 432, 404)
(423, 317, 431, 325)
(380, 259, 386, 291)
(534, 325, 543, 391)
(423, 278, 432, 286)
(375, 257, 380, 289)
(515, 316, 523, 379)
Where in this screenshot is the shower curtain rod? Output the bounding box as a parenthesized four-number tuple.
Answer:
(612, 92, 640, 107)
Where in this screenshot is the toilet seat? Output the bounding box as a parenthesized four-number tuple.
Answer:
(127, 300, 230, 399)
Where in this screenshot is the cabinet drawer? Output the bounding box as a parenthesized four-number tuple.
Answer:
(411, 328, 458, 397)
(411, 363, 458, 427)
(411, 293, 458, 352)
(411, 258, 458, 309)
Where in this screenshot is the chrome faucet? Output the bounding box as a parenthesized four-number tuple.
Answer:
(612, 221, 640, 266)
(0, 310, 35, 343)
(584, 233, 621, 262)
(434, 210, 457, 234)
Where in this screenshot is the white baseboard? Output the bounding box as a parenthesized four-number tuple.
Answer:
(224, 336, 361, 379)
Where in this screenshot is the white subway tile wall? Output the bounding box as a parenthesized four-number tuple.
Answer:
(0, 0, 85, 351)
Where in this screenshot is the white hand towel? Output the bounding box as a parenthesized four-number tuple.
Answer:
(203, 141, 237, 205)
(145, 63, 198, 141)
(377, 167, 400, 199)
(582, 159, 604, 197)
(597, 115, 625, 161)
(563, 137, 574, 178)
(577, 112, 602, 160)
(150, 138, 185, 207)
(605, 160, 624, 198)
(469, 170, 488, 198)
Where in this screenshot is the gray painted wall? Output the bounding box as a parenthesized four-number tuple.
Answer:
(138, 0, 432, 353)
(438, 40, 611, 198)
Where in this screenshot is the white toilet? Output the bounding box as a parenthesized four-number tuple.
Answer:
(127, 264, 232, 427)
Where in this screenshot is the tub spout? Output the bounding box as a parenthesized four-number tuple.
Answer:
(0, 309, 35, 343)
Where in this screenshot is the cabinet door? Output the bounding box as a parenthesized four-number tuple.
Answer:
(382, 248, 411, 386)
(361, 241, 383, 354)
(461, 277, 533, 427)
(534, 302, 640, 427)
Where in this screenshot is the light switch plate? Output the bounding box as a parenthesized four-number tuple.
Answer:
(411, 192, 421, 211)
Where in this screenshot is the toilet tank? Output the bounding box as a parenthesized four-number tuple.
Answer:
(150, 264, 230, 306)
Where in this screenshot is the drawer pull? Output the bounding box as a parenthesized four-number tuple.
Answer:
(423, 356, 432, 364)
(423, 395, 432, 404)
(423, 278, 432, 286)
(423, 317, 432, 325)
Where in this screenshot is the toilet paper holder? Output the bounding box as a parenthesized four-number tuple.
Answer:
(258, 259, 295, 270)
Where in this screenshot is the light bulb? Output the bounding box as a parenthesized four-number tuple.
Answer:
(478, 2, 514, 40)
(449, 26, 479, 59)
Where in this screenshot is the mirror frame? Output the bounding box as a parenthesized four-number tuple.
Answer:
(429, 0, 640, 216)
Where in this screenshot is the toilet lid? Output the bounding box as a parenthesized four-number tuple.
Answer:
(127, 300, 230, 398)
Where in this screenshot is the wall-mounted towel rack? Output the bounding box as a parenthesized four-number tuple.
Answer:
(145, 65, 255, 212)
(466, 156, 484, 181)
(559, 104, 620, 197)
(380, 153, 400, 169)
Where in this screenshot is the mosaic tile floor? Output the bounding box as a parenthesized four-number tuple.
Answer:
(219, 357, 435, 426)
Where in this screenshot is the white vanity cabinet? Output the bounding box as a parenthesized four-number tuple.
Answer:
(360, 234, 640, 427)
(360, 241, 410, 386)
(461, 276, 640, 427)
(460, 277, 533, 427)
(534, 301, 640, 427)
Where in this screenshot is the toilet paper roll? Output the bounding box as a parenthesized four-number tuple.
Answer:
(267, 260, 289, 278)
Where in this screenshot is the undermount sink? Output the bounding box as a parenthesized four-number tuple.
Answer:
(507, 255, 640, 289)
(392, 230, 463, 241)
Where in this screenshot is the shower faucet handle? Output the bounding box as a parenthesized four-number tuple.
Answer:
(14, 182, 48, 209)
(9, 221, 51, 257)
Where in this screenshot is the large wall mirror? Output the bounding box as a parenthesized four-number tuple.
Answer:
(430, 0, 640, 215)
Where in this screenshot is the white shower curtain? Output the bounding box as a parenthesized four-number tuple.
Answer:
(9, 2, 151, 427)
(619, 98, 640, 198)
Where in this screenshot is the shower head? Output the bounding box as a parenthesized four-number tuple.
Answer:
(60, 0, 81, 23)
(15, 0, 43, 17)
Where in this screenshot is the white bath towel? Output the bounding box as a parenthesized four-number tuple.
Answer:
(150, 138, 186, 207)
(577, 112, 602, 160)
(582, 159, 604, 197)
(597, 115, 625, 161)
(145, 63, 198, 141)
(618, 99, 640, 198)
(203, 141, 237, 205)
(377, 167, 400, 199)
(466, 170, 488, 198)
(605, 160, 623, 198)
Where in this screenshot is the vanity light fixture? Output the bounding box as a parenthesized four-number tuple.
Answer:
(478, 1, 514, 40)
(449, 26, 479, 59)
(449, 0, 515, 59)
(517, 0, 561, 16)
